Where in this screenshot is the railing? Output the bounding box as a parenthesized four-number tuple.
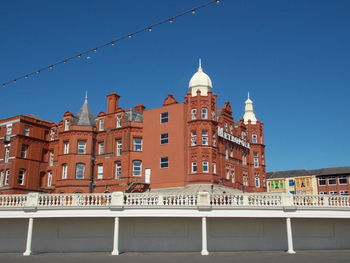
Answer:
(0, 192, 350, 209)
(0, 194, 27, 207)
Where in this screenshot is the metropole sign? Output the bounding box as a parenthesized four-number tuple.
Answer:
(217, 127, 250, 149)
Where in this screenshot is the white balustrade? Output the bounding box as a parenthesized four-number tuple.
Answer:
(0, 192, 350, 209)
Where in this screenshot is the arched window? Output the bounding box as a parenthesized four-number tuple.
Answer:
(201, 108, 208, 119)
(132, 160, 142, 176)
(252, 134, 257, 143)
(191, 109, 197, 120)
(75, 163, 85, 179)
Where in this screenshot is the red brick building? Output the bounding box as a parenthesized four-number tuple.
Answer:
(0, 63, 266, 194)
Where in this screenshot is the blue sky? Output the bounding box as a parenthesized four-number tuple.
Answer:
(1, 0, 349, 171)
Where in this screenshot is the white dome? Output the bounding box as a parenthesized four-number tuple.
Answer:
(188, 60, 212, 96)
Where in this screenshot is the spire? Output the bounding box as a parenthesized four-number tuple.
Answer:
(243, 93, 257, 124)
(77, 93, 95, 126)
(198, 58, 202, 71)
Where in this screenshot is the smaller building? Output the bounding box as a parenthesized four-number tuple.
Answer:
(267, 166, 350, 195)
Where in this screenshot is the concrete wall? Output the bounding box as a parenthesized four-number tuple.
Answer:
(0, 217, 350, 253)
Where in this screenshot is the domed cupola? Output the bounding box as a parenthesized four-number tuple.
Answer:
(189, 59, 212, 97)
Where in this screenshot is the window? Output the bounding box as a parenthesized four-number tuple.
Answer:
(230, 145, 233, 158)
(339, 176, 347, 185)
(252, 134, 257, 143)
(99, 119, 104, 131)
(63, 141, 69, 154)
(226, 169, 230, 179)
(5, 170, 10, 185)
(160, 112, 168, 123)
(340, 190, 348, 195)
(318, 177, 326, 185)
(243, 175, 248, 186)
(224, 122, 228, 132)
(319, 191, 327, 195)
(98, 142, 104, 155)
(202, 130, 208, 145)
(201, 108, 208, 119)
(242, 153, 247, 165)
(253, 157, 259, 168)
(191, 109, 197, 120)
(47, 171, 52, 187)
(77, 141, 86, 154)
(116, 115, 122, 128)
(62, 164, 68, 179)
(4, 144, 10, 163)
(75, 163, 85, 179)
(97, 164, 103, 179)
(202, 161, 209, 173)
(132, 160, 142, 176)
(160, 133, 169, 145)
(133, 138, 142, 151)
(191, 131, 196, 146)
(231, 169, 235, 183)
(0, 170, 4, 187)
(115, 161, 121, 179)
(160, 157, 169, 168)
(211, 110, 215, 120)
(6, 124, 12, 135)
(49, 151, 54, 166)
(64, 119, 70, 131)
(212, 163, 217, 174)
(18, 169, 25, 185)
(24, 125, 30, 136)
(255, 176, 260, 187)
(212, 133, 216, 146)
(329, 191, 338, 195)
(116, 139, 122, 156)
(191, 162, 197, 173)
(289, 179, 295, 186)
(225, 145, 228, 159)
(328, 176, 336, 185)
(20, 144, 28, 158)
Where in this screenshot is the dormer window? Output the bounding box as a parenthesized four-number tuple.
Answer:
(23, 125, 30, 136)
(64, 119, 70, 131)
(116, 115, 122, 128)
(99, 119, 105, 131)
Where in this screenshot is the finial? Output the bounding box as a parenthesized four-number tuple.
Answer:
(198, 58, 202, 71)
(85, 91, 88, 102)
(248, 91, 250, 100)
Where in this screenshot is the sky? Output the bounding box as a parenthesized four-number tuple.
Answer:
(1, 0, 349, 172)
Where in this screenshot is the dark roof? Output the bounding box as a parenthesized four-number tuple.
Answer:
(267, 166, 350, 179)
(76, 99, 95, 126)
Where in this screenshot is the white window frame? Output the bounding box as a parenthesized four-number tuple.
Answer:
(318, 176, 327, 185)
(339, 176, 347, 185)
(5, 170, 10, 185)
(132, 160, 142, 176)
(328, 176, 336, 185)
(191, 109, 197, 120)
(160, 112, 168, 123)
(202, 161, 209, 173)
(255, 176, 260, 187)
(75, 163, 85, 179)
(329, 191, 338, 195)
(231, 169, 235, 183)
(64, 119, 70, 131)
(202, 130, 208, 145)
(4, 144, 10, 163)
(6, 124, 12, 136)
(116, 115, 122, 128)
(77, 141, 86, 154)
(99, 119, 105, 131)
(115, 161, 121, 179)
(18, 169, 25, 185)
(97, 164, 103, 179)
(20, 144, 28, 158)
(24, 125, 30, 136)
(191, 162, 197, 173)
(116, 139, 122, 156)
(252, 134, 258, 143)
(49, 151, 54, 166)
(160, 157, 169, 168)
(133, 138, 142, 151)
(47, 171, 52, 187)
(0, 170, 4, 187)
(340, 190, 348, 195)
(98, 142, 104, 155)
(160, 133, 168, 145)
(62, 164, 68, 179)
(63, 141, 69, 154)
(191, 131, 196, 146)
(212, 163, 216, 174)
(201, 108, 208, 119)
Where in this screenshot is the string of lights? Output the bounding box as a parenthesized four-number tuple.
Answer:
(1, 0, 221, 88)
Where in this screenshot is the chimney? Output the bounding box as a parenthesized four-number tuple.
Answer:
(106, 92, 120, 114)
